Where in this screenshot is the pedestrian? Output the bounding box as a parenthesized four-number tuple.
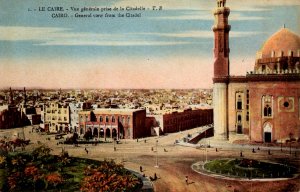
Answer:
(215, 148, 218, 152)
(268, 149, 271, 155)
(252, 148, 255, 153)
(185, 176, 188, 185)
(257, 147, 260, 150)
(154, 173, 157, 180)
(140, 166, 143, 172)
(240, 151, 243, 157)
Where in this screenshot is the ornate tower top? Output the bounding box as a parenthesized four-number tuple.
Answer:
(217, 0, 226, 7)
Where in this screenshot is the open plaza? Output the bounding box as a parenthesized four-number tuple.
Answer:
(4, 124, 299, 192)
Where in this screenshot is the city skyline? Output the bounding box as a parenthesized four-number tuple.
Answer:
(0, 0, 299, 89)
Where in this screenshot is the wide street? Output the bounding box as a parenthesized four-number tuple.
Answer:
(6, 126, 300, 192)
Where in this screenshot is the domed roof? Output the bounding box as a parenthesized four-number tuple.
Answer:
(259, 28, 300, 59)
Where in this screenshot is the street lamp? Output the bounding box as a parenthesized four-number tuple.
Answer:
(205, 143, 208, 163)
(155, 140, 159, 168)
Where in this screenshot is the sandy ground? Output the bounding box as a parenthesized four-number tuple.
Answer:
(7, 126, 300, 192)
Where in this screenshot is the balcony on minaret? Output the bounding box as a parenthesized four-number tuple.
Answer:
(213, 0, 230, 31)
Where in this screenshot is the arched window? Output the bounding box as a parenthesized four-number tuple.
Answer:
(267, 107, 272, 116)
(112, 116, 115, 123)
(264, 105, 272, 117)
(264, 106, 268, 117)
(262, 95, 273, 118)
(100, 116, 103, 122)
(237, 101, 242, 110)
(237, 115, 242, 122)
(106, 116, 109, 123)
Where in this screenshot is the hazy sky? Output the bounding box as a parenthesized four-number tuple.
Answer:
(0, 0, 299, 89)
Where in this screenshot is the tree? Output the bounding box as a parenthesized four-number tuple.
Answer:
(32, 145, 52, 161)
(45, 173, 63, 189)
(80, 161, 141, 192)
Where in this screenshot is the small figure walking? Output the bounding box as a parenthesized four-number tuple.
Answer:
(154, 173, 157, 180)
(185, 176, 188, 185)
(140, 166, 143, 172)
(240, 151, 243, 157)
(257, 147, 260, 150)
(268, 149, 271, 155)
(85, 147, 89, 154)
(252, 148, 255, 153)
(215, 148, 218, 152)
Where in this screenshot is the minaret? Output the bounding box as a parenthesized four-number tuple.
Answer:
(212, 0, 230, 140)
(24, 87, 27, 106)
(59, 88, 62, 102)
(8, 87, 14, 106)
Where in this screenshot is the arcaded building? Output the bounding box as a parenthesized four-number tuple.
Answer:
(78, 108, 148, 139)
(213, 0, 300, 143)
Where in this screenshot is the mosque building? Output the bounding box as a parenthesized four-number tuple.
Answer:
(212, 0, 300, 143)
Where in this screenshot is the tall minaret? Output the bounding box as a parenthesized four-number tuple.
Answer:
(212, 0, 230, 140)
(8, 87, 14, 106)
(24, 87, 27, 106)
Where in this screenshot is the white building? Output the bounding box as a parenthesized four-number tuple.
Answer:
(42, 102, 70, 133)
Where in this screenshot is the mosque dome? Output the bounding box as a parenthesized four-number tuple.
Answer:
(253, 28, 300, 74)
(258, 28, 300, 59)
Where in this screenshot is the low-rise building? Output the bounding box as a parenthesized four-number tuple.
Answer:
(147, 107, 213, 135)
(78, 108, 147, 139)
